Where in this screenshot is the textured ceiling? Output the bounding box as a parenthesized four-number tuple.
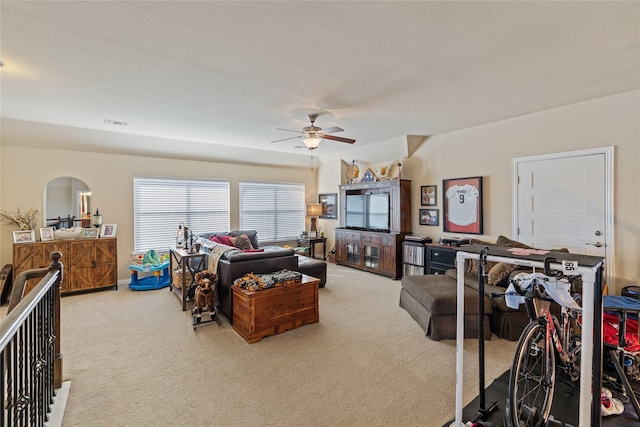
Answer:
(1, 1, 638, 166)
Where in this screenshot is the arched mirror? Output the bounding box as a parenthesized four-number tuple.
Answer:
(44, 177, 92, 228)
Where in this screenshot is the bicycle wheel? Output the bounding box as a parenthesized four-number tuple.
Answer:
(505, 321, 555, 427)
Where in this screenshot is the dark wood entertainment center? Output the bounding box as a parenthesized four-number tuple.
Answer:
(335, 179, 411, 279)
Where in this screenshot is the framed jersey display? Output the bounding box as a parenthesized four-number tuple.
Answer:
(442, 176, 483, 234)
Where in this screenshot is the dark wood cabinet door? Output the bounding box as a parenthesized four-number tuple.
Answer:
(380, 235, 396, 276)
(94, 262, 117, 289)
(13, 243, 44, 271)
(13, 242, 71, 294)
(95, 239, 117, 288)
(70, 240, 95, 290)
(335, 230, 346, 263)
(95, 239, 116, 263)
(13, 243, 44, 294)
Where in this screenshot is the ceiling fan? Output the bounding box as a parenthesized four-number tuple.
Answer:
(270, 114, 356, 150)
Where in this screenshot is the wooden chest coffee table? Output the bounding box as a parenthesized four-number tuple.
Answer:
(232, 274, 319, 343)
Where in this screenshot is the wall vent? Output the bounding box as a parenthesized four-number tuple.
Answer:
(104, 119, 129, 127)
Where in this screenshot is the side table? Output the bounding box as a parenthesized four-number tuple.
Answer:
(296, 236, 327, 260)
(169, 247, 206, 311)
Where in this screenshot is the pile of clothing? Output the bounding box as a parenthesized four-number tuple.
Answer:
(233, 269, 302, 292)
(603, 295, 640, 382)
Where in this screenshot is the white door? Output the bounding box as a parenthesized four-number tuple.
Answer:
(513, 148, 614, 281)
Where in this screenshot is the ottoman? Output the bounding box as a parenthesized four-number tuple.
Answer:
(400, 275, 491, 340)
(296, 255, 327, 288)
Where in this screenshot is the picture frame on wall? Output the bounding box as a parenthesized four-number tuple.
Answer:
(100, 224, 117, 238)
(421, 185, 437, 206)
(40, 227, 55, 241)
(442, 176, 483, 234)
(419, 209, 439, 226)
(13, 230, 36, 244)
(318, 193, 338, 219)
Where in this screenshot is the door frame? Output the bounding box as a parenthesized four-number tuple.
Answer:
(512, 146, 615, 286)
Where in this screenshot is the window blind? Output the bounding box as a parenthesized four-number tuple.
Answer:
(239, 181, 305, 243)
(133, 176, 230, 252)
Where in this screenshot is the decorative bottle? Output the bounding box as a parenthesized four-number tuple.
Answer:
(177, 223, 184, 248)
(92, 209, 102, 229)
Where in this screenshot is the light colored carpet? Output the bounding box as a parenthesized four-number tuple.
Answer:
(59, 263, 516, 427)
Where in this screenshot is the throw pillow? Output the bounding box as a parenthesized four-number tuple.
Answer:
(496, 235, 532, 249)
(487, 262, 522, 287)
(466, 238, 497, 276)
(230, 234, 254, 251)
(218, 235, 234, 246)
(487, 246, 570, 287)
(209, 235, 235, 246)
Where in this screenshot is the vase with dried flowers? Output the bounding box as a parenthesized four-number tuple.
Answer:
(0, 207, 39, 230)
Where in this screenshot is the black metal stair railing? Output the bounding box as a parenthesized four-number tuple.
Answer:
(1, 252, 63, 427)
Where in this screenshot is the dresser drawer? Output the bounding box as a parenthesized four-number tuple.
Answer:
(345, 231, 362, 241)
(425, 244, 459, 275)
(427, 247, 457, 266)
(380, 235, 395, 246)
(361, 233, 381, 244)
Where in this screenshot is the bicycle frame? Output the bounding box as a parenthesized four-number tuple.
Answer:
(525, 288, 582, 379)
(506, 283, 583, 427)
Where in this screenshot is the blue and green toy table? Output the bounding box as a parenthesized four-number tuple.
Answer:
(129, 261, 170, 291)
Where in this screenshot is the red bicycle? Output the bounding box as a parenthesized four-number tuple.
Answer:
(502, 272, 582, 427)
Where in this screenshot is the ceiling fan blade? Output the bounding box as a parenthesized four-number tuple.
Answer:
(276, 128, 303, 134)
(269, 135, 302, 143)
(321, 126, 343, 134)
(323, 134, 356, 144)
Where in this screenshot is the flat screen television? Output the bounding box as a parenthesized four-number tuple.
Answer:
(345, 193, 390, 231)
(345, 194, 366, 229)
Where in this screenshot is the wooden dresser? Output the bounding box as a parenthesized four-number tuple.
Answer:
(335, 229, 404, 279)
(13, 238, 118, 294)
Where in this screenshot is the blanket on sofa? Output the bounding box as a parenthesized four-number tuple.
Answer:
(207, 243, 237, 274)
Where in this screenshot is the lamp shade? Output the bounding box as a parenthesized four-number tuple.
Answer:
(302, 136, 322, 149)
(306, 203, 322, 217)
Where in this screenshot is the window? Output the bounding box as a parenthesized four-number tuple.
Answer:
(133, 176, 230, 252)
(239, 181, 305, 243)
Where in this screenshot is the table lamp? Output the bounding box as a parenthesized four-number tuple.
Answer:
(306, 203, 322, 238)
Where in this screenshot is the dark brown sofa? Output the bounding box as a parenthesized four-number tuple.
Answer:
(400, 235, 563, 341)
(197, 230, 297, 324)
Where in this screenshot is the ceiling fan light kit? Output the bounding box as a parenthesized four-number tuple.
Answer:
(270, 113, 356, 150)
(302, 135, 322, 149)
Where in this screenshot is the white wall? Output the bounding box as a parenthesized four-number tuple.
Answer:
(2, 90, 638, 293)
(319, 90, 640, 293)
(1, 146, 316, 281)
(315, 159, 343, 253)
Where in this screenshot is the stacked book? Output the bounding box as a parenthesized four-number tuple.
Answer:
(404, 235, 432, 243)
(438, 236, 471, 246)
